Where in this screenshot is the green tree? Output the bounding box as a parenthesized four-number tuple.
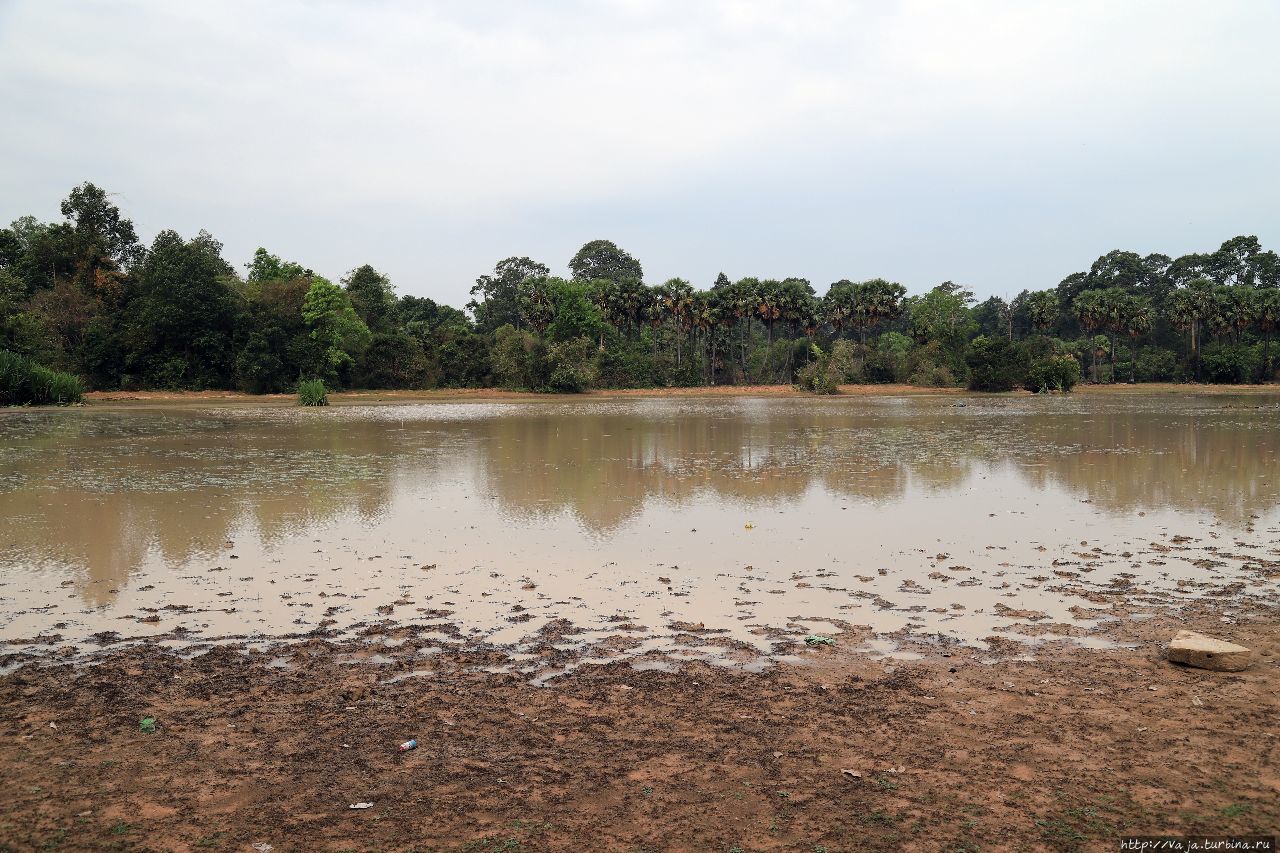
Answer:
(655, 278, 694, 367)
(546, 279, 605, 344)
(245, 248, 311, 283)
(343, 264, 397, 333)
(1255, 288, 1280, 381)
(1073, 289, 1108, 381)
(966, 335, 1028, 392)
(468, 256, 549, 332)
(824, 278, 907, 344)
(1165, 279, 1215, 380)
(973, 296, 1012, 340)
(1025, 290, 1059, 336)
(128, 230, 240, 388)
(905, 284, 974, 350)
(302, 276, 371, 384)
(569, 239, 642, 284)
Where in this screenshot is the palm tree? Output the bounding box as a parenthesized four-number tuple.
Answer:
(1255, 288, 1280, 382)
(1165, 278, 1215, 380)
(656, 278, 693, 367)
(822, 280, 855, 334)
(755, 279, 782, 346)
(728, 278, 759, 378)
(518, 275, 555, 333)
(689, 291, 715, 383)
(1025, 290, 1059, 336)
(1072, 289, 1106, 381)
(828, 278, 908, 345)
(1211, 285, 1257, 344)
(1122, 295, 1152, 383)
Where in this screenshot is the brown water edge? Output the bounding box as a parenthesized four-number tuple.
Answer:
(3, 390, 1279, 676)
(1, 602, 1275, 851)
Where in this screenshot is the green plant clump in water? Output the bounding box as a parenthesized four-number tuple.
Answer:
(0, 349, 83, 406)
(805, 634, 835, 646)
(297, 378, 328, 406)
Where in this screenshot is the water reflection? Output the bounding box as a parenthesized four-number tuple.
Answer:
(1, 394, 1277, 651)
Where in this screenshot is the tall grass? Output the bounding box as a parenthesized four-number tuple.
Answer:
(297, 378, 328, 406)
(0, 350, 83, 406)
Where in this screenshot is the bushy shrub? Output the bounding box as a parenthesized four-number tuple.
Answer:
(864, 332, 913, 383)
(663, 359, 703, 388)
(905, 341, 964, 387)
(546, 336, 598, 392)
(356, 331, 430, 389)
(491, 325, 548, 389)
(297, 378, 328, 406)
(0, 349, 83, 405)
(1200, 343, 1260, 384)
(908, 363, 956, 388)
(595, 335, 658, 387)
(1024, 355, 1081, 392)
(1129, 346, 1180, 383)
(862, 350, 895, 383)
(795, 345, 838, 394)
(965, 336, 1029, 392)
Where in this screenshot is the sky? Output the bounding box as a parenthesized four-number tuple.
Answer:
(2, 0, 1278, 308)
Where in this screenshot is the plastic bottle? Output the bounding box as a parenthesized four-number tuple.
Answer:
(398, 739, 418, 752)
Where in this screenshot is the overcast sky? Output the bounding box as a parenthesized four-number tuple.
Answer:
(2, 1, 1278, 306)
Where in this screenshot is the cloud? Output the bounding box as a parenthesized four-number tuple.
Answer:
(1, 0, 1277, 304)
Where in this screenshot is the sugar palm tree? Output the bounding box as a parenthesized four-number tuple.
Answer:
(1165, 278, 1215, 380)
(1025, 290, 1059, 336)
(655, 278, 694, 367)
(1122, 295, 1152, 383)
(1255, 288, 1280, 381)
(1072, 289, 1107, 381)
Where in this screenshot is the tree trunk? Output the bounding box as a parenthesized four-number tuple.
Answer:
(1192, 322, 1200, 381)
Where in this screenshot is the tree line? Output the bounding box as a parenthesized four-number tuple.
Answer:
(2, 182, 1278, 397)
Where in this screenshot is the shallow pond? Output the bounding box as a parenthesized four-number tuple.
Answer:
(2, 392, 1278, 670)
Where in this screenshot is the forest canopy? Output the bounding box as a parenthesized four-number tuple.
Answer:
(3, 182, 1278, 395)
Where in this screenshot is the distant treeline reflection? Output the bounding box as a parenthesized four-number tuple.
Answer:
(0, 401, 1275, 596)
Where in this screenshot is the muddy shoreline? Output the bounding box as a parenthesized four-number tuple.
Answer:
(72, 382, 1280, 409)
(2, 605, 1276, 851)
(3, 387, 1277, 849)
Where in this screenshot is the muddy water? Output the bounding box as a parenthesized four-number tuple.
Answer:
(2, 393, 1279, 671)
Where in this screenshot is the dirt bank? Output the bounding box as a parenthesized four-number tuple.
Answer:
(2, 607, 1276, 851)
(75, 382, 1280, 409)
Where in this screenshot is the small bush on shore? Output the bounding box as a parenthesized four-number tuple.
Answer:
(0, 349, 83, 405)
(297, 378, 328, 406)
(1024, 355, 1081, 392)
(965, 336, 1028, 392)
(796, 341, 857, 394)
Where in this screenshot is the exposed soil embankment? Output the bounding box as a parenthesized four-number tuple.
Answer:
(77, 382, 1280, 408)
(2, 610, 1276, 851)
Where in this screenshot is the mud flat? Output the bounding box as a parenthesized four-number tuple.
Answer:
(2, 391, 1277, 848)
(2, 601, 1277, 851)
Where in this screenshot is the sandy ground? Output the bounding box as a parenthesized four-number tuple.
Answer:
(77, 382, 1280, 409)
(2, 605, 1276, 852)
